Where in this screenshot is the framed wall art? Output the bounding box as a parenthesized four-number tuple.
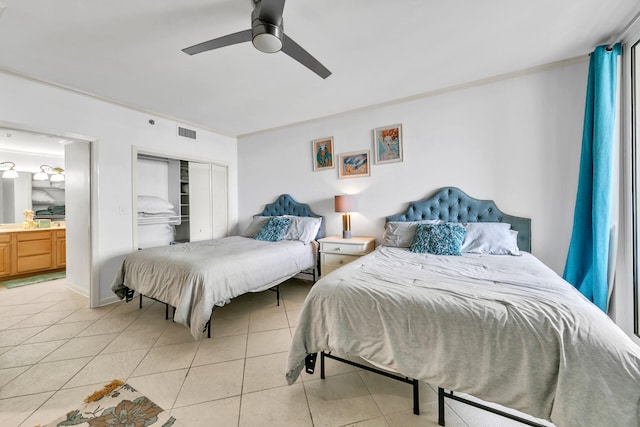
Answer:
(373, 124, 403, 164)
(312, 137, 335, 171)
(338, 150, 370, 179)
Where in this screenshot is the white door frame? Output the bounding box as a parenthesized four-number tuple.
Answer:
(0, 120, 98, 306)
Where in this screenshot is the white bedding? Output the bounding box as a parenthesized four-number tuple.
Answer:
(112, 236, 316, 340)
(286, 246, 640, 427)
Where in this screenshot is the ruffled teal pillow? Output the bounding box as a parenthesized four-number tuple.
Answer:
(255, 217, 292, 242)
(410, 223, 466, 255)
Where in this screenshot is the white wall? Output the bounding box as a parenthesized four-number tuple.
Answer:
(0, 71, 238, 305)
(238, 60, 588, 274)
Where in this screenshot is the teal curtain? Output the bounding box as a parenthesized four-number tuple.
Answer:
(563, 44, 621, 312)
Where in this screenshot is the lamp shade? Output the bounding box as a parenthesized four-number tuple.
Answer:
(50, 173, 65, 182)
(0, 161, 18, 179)
(335, 195, 357, 213)
(2, 169, 18, 179)
(33, 171, 48, 181)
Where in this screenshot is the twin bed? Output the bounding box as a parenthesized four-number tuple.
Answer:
(285, 187, 640, 427)
(111, 194, 322, 340)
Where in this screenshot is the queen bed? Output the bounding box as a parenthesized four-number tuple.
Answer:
(112, 194, 323, 341)
(285, 187, 640, 427)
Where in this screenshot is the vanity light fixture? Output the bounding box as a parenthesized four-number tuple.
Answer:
(34, 164, 65, 182)
(0, 161, 18, 179)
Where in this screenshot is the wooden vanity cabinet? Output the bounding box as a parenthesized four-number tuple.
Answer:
(0, 234, 10, 277)
(55, 229, 66, 268)
(0, 228, 66, 280)
(16, 230, 54, 274)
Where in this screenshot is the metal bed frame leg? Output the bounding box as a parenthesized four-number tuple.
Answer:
(437, 386, 545, 427)
(320, 352, 420, 415)
(438, 387, 445, 426)
(412, 378, 420, 415)
(269, 285, 281, 306)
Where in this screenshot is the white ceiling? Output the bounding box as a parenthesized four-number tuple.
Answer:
(0, 0, 639, 138)
(0, 129, 65, 156)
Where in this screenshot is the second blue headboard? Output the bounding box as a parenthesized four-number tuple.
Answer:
(386, 187, 531, 252)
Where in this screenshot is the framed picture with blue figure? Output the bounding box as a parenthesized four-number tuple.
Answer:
(373, 123, 403, 164)
(338, 150, 370, 179)
(312, 137, 335, 171)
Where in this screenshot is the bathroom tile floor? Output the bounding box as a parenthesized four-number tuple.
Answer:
(0, 278, 553, 427)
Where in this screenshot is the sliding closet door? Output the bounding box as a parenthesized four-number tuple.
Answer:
(211, 164, 228, 238)
(188, 162, 212, 241)
(188, 162, 228, 241)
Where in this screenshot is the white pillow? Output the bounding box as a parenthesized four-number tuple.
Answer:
(137, 195, 174, 213)
(32, 189, 55, 203)
(242, 216, 270, 237)
(283, 216, 322, 244)
(382, 220, 440, 248)
(460, 222, 520, 255)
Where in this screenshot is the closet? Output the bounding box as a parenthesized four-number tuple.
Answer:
(135, 153, 228, 249)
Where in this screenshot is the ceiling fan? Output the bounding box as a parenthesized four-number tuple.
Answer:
(182, 0, 331, 79)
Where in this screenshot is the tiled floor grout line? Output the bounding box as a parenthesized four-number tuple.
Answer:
(18, 297, 158, 422)
(10, 298, 108, 425)
(1, 279, 538, 427)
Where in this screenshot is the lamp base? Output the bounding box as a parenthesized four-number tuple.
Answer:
(342, 230, 352, 239)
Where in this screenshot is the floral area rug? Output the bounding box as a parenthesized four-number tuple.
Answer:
(37, 380, 176, 427)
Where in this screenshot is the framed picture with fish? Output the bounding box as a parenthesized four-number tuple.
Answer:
(338, 150, 370, 179)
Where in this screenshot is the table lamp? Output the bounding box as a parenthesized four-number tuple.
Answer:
(335, 195, 357, 239)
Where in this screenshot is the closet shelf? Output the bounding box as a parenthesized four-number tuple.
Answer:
(137, 215, 181, 226)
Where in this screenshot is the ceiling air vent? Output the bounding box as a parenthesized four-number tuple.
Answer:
(177, 126, 197, 140)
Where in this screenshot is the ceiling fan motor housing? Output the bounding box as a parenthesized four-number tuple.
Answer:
(251, 1, 284, 53)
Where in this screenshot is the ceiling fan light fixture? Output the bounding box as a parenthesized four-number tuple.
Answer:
(252, 24, 283, 53)
(182, 0, 331, 78)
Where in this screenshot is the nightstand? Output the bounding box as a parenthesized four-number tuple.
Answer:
(318, 236, 375, 277)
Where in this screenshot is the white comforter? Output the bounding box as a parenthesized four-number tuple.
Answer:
(286, 247, 640, 427)
(112, 236, 316, 340)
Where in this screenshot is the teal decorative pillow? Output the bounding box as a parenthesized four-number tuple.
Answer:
(410, 223, 467, 255)
(255, 217, 292, 242)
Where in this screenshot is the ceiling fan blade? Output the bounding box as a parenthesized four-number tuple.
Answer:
(182, 29, 252, 55)
(282, 34, 331, 79)
(258, 0, 285, 24)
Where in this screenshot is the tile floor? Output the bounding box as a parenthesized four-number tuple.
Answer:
(0, 278, 554, 427)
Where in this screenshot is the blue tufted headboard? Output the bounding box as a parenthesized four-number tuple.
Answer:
(258, 194, 325, 239)
(385, 187, 531, 252)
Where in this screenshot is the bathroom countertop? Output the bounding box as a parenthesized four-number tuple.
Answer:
(0, 224, 66, 234)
